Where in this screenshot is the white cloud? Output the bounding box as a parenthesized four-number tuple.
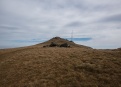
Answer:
(0, 0, 121, 49)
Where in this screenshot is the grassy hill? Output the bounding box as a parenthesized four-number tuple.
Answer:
(37, 37, 92, 49)
(0, 37, 121, 87)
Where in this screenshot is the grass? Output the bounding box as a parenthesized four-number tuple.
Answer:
(0, 46, 121, 87)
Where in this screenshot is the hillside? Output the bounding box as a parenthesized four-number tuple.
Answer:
(0, 37, 121, 87)
(37, 37, 92, 49)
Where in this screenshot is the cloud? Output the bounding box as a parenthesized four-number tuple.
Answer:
(0, 25, 19, 30)
(0, 0, 121, 49)
(98, 14, 121, 23)
(65, 21, 83, 27)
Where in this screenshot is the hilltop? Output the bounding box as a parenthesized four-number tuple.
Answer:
(37, 37, 92, 49)
(0, 37, 121, 87)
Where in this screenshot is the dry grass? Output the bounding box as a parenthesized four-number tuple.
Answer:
(0, 37, 121, 87)
(0, 46, 121, 87)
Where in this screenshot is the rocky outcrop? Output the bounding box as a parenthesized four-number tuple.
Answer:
(49, 42, 58, 47)
(43, 42, 70, 48)
(40, 37, 92, 49)
(60, 43, 70, 47)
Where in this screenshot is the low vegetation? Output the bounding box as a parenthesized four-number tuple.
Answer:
(0, 37, 121, 87)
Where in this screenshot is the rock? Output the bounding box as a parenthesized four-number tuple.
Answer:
(49, 42, 58, 47)
(43, 45, 49, 48)
(60, 43, 70, 47)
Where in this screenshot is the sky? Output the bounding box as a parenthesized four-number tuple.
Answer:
(0, 0, 121, 49)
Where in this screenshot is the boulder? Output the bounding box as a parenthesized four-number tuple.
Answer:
(60, 43, 70, 47)
(49, 42, 58, 47)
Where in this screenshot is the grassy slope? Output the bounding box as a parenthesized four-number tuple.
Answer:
(38, 37, 92, 49)
(0, 46, 121, 87)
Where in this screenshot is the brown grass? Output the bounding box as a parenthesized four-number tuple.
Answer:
(0, 37, 121, 87)
(0, 46, 121, 87)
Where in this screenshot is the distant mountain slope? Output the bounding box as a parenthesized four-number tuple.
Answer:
(37, 37, 92, 49)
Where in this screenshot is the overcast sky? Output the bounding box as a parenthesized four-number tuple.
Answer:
(0, 0, 121, 49)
